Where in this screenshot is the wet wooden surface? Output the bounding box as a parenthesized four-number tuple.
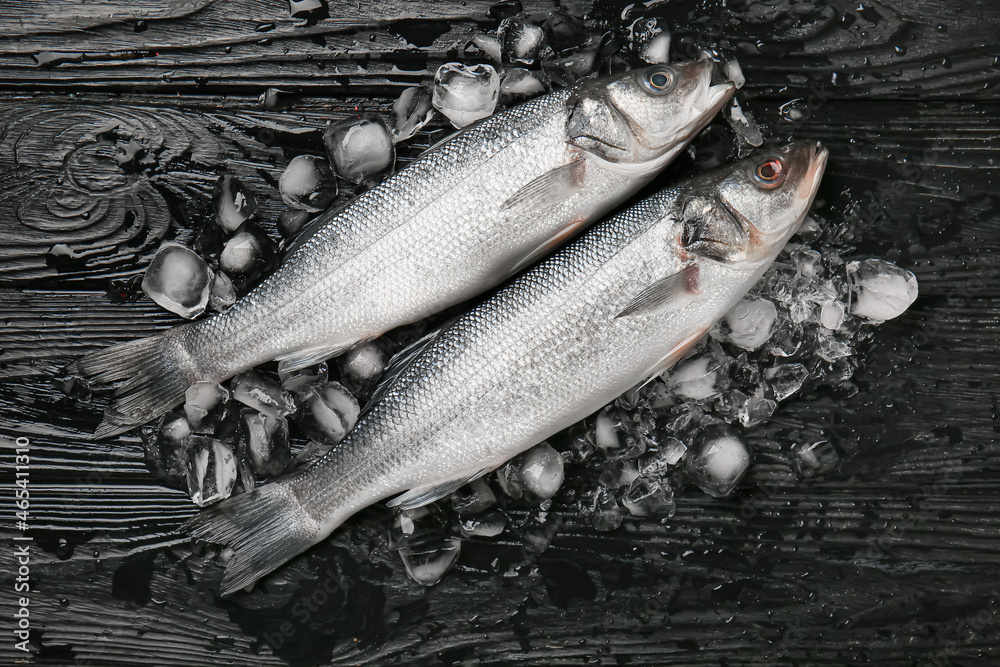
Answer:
(1, 0, 1000, 665)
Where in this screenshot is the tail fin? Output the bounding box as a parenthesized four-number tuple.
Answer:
(185, 481, 324, 595)
(67, 333, 191, 439)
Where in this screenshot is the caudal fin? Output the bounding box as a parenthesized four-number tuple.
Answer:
(185, 481, 323, 595)
(67, 333, 191, 439)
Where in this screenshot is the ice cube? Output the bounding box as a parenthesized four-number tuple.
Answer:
(685, 426, 752, 498)
(277, 210, 313, 239)
(793, 440, 842, 478)
(764, 363, 809, 401)
(628, 17, 670, 64)
(789, 298, 814, 324)
(323, 115, 395, 184)
(241, 408, 290, 477)
(728, 97, 764, 149)
(795, 215, 823, 242)
(594, 411, 621, 450)
(230, 370, 296, 419)
(278, 361, 328, 391)
(293, 380, 360, 445)
(591, 488, 623, 531)
(390, 86, 435, 143)
(819, 300, 846, 330)
(219, 223, 275, 276)
(496, 442, 564, 504)
(389, 505, 441, 549)
(724, 58, 745, 89)
(213, 174, 257, 234)
(209, 271, 236, 313)
(846, 259, 918, 321)
(450, 477, 496, 515)
(142, 243, 213, 319)
(598, 459, 639, 489)
(520, 512, 561, 554)
(399, 537, 461, 586)
(767, 318, 805, 358)
(669, 356, 722, 401)
(498, 16, 544, 65)
(542, 48, 598, 87)
(791, 246, 823, 281)
(716, 298, 778, 351)
(545, 10, 588, 53)
(186, 437, 237, 507)
(432, 63, 500, 128)
(184, 381, 230, 433)
(738, 389, 776, 428)
(467, 35, 502, 64)
(142, 409, 194, 486)
(279, 155, 338, 212)
(499, 68, 548, 104)
(621, 478, 675, 518)
(816, 333, 852, 362)
(338, 342, 387, 397)
(660, 437, 687, 466)
(459, 510, 506, 538)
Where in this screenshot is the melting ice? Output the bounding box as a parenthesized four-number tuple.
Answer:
(432, 63, 500, 128)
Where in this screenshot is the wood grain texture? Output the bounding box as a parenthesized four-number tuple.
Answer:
(1, 0, 999, 665)
(0, 0, 995, 98)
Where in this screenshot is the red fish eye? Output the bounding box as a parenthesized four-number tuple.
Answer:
(753, 159, 785, 189)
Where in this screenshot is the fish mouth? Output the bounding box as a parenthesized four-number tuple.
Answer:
(693, 58, 736, 119)
(802, 141, 829, 204)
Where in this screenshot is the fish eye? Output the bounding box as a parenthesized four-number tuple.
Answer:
(752, 158, 785, 189)
(641, 67, 675, 94)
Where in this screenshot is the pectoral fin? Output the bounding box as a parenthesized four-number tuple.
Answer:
(500, 158, 586, 212)
(275, 343, 354, 373)
(506, 215, 589, 276)
(615, 265, 700, 319)
(362, 329, 443, 416)
(387, 469, 492, 510)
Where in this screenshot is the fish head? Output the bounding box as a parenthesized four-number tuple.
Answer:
(677, 141, 828, 268)
(566, 60, 734, 170)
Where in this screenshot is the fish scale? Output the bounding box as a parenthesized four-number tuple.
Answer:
(71, 61, 733, 437)
(188, 141, 828, 595)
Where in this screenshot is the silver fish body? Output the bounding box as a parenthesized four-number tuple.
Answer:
(190, 142, 828, 594)
(73, 62, 733, 437)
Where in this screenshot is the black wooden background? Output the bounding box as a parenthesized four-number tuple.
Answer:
(1, 0, 999, 665)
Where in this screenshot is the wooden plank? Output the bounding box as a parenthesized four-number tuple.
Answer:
(0, 0, 996, 99)
(0, 0, 998, 665)
(1, 96, 997, 284)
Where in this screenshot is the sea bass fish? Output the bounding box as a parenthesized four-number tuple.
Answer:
(70, 61, 734, 438)
(189, 141, 828, 594)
